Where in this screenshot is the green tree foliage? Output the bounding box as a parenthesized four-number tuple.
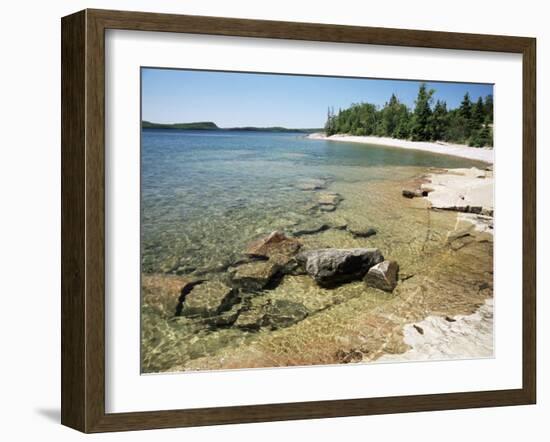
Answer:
(429, 100, 449, 142)
(325, 107, 337, 136)
(324, 84, 493, 147)
(469, 125, 492, 147)
(484, 94, 494, 124)
(472, 97, 485, 127)
(378, 94, 411, 138)
(459, 92, 473, 120)
(410, 84, 434, 141)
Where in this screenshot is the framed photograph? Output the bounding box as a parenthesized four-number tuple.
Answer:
(61, 9, 536, 433)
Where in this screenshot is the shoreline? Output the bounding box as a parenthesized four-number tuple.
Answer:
(307, 133, 494, 164)
(143, 163, 494, 372)
(376, 298, 493, 363)
(424, 167, 494, 216)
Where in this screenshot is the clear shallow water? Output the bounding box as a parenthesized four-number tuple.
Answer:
(141, 129, 492, 373)
(141, 129, 485, 275)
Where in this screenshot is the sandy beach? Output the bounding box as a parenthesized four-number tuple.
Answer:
(308, 133, 494, 164)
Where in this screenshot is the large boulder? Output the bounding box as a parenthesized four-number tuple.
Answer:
(180, 281, 239, 318)
(235, 299, 309, 331)
(365, 260, 399, 292)
(296, 248, 384, 287)
(230, 260, 281, 291)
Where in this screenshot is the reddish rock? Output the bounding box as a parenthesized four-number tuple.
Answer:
(245, 231, 302, 265)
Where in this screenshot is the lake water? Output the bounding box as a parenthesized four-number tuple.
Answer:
(141, 129, 485, 275)
(140, 129, 492, 373)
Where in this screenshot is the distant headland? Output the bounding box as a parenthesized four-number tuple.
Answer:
(142, 120, 322, 133)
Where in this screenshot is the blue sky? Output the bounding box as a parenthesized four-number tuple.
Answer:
(141, 68, 493, 128)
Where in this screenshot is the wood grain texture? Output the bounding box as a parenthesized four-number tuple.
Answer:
(61, 8, 537, 433)
(61, 10, 86, 431)
(522, 38, 536, 403)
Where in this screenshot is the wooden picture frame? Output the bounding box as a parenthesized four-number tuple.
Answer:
(61, 8, 536, 433)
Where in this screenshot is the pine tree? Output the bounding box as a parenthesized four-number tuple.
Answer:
(472, 96, 485, 130)
(429, 100, 449, 141)
(459, 92, 476, 140)
(380, 94, 401, 136)
(324, 106, 335, 135)
(469, 124, 492, 147)
(459, 92, 473, 120)
(410, 84, 434, 141)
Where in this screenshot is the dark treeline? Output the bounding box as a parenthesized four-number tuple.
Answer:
(325, 84, 493, 147)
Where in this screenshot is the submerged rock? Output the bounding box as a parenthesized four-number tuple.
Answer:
(193, 259, 233, 276)
(205, 304, 242, 327)
(291, 223, 331, 237)
(402, 189, 427, 198)
(447, 233, 475, 251)
(319, 204, 336, 212)
(296, 178, 326, 191)
(348, 226, 377, 238)
(230, 260, 281, 291)
(235, 299, 308, 331)
(335, 349, 364, 364)
(365, 260, 399, 292)
(181, 281, 239, 318)
(318, 192, 342, 206)
(245, 230, 302, 266)
(142, 274, 196, 318)
(296, 248, 384, 287)
(262, 300, 309, 330)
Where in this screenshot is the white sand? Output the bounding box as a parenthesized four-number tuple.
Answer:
(423, 167, 494, 212)
(376, 298, 494, 363)
(308, 133, 494, 164)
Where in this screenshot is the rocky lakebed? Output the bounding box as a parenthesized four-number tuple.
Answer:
(141, 167, 494, 373)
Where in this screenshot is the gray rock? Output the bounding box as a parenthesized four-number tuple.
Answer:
(365, 260, 399, 292)
(296, 248, 384, 287)
(230, 260, 281, 291)
(235, 299, 308, 331)
(181, 281, 239, 318)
